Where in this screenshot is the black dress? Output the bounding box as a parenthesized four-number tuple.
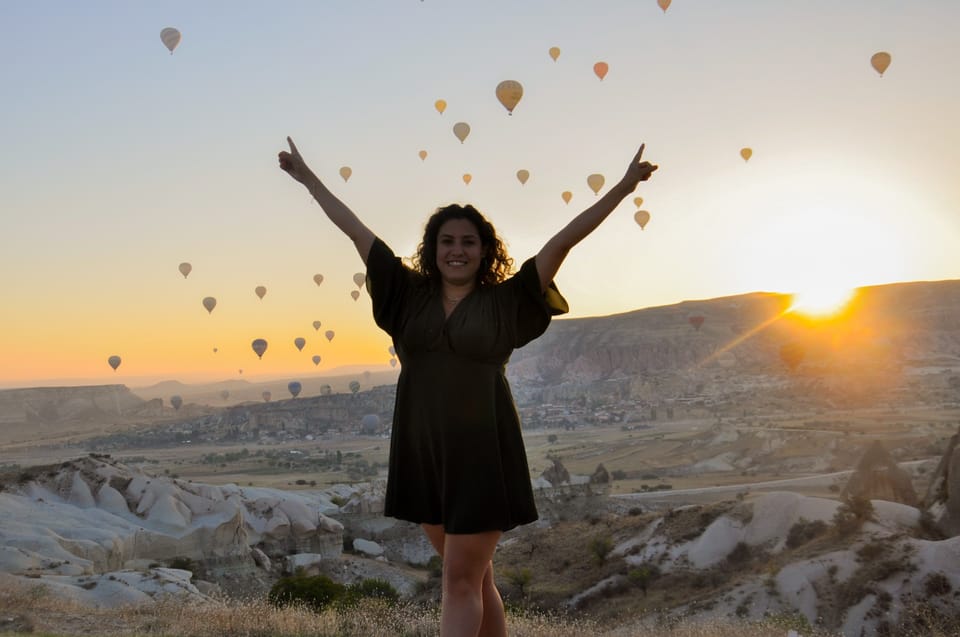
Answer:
(366, 238, 569, 533)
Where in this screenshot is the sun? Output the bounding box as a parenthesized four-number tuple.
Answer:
(788, 285, 855, 318)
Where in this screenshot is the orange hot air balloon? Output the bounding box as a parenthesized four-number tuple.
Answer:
(313, 273, 323, 286)
(107, 355, 121, 371)
(178, 262, 192, 278)
(294, 337, 306, 351)
(435, 99, 447, 114)
(251, 338, 268, 359)
(453, 122, 470, 143)
(870, 51, 891, 76)
(255, 285, 267, 300)
(516, 169, 529, 185)
(495, 80, 523, 115)
(587, 173, 605, 195)
(633, 197, 643, 207)
(339, 166, 352, 182)
(549, 46, 561, 62)
(634, 210, 651, 229)
(561, 191, 572, 204)
(418, 150, 427, 161)
(740, 147, 752, 162)
(462, 173, 472, 185)
(351, 290, 360, 301)
(593, 61, 609, 80)
(657, 0, 671, 12)
(688, 315, 705, 331)
(202, 296, 217, 314)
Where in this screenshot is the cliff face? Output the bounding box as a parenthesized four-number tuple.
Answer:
(0, 385, 150, 427)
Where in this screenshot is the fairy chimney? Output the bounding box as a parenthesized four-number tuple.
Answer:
(842, 441, 918, 506)
(923, 427, 960, 537)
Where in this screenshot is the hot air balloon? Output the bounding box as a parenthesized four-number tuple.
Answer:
(516, 169, 529, 185)
(593, 62, 609, 80)
(238, 369, 243, 375)
(688, 315, 705, 331)
(418, 150, 428, 161)
(353, 273, 365, 288)
(294, 337, 306, 351)
(201, 297, 217, 314)
(349, 290, 358, 301)
(313, 273, 324, 286)
(213, 347, 218, 353)
(561, 191, 572, 204)
(633, 197, 643, 207)
(435, 99, 447, 114)
(871, 52, 892, 77)
(462, 173, 472, 185)
(740, 148, 752, 162)
(262, 391, 271, 402)
(251, 338, 268, 359)
(339, 166, 352, 182)
(780, 342, 805, 371)
(349, 380, 361, 394)
(312, 320, 321, 331)
(453, 122, 470, 143)
(549, 46, 561, 62)
(160, 27, 181, 54)
(657, 0, 672, 12)
(170, 395, 183, 410)
(325, 330, 335, 342)
(495, 80, 523, 115)
(288, 381, 302, 398)
(255, 286, 267, 300)
(587, 173, 605, 195)
(634, 210, 651, 229)
(320, 384, 332, 396)
(388, 345, 396, 356)
(108, 355, 121, 371)
(390, 358, 398, 368)
(178, 262, 192, 278)
(312, 355, 321, 366)
(220, 389, 230, 400)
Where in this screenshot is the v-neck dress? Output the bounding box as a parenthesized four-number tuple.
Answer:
(366, 238, 569, 533)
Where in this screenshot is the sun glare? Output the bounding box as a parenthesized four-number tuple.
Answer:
(788, 285, 855, 318)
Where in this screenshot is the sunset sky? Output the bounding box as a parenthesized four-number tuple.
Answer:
(2, 1, 958, 388)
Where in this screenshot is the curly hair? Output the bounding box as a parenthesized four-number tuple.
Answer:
(412, 204, 513, 287)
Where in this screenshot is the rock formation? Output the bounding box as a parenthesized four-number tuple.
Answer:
(923, 426, 960, 536)
(590, 463, 610, 485)
(541, 457, 570, 486)
(841, 440, 918, 506)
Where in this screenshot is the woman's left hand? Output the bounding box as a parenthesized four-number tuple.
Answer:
(619, 144, 658, 192)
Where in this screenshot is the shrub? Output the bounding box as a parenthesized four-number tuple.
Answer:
(589, 536, 613, 566)
(923, 572, 952, 597)
(833, 495, 874, 536)
(268, 574, 345, 612)
(786, 518, 828, 548)
(166, 557, 194, 573)
(339, 578, 400, 608)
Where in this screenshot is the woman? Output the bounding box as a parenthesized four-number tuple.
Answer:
(278, 137, 656, 637)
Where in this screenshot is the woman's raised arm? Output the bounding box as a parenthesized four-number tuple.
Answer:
(534, 144, 657, 291)
(278, 136, 376, 264)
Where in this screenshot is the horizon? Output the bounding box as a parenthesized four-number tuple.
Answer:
(4, 2, 959, 387)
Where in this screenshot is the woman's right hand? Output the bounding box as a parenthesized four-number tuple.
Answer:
(278, 136, 311, 185)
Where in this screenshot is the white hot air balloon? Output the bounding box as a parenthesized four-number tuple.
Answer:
(160, 28, 181, 54)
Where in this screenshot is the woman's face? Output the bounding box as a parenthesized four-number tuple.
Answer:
(435, 218, 484, 287)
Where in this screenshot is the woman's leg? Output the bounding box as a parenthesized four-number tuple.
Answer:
(421, 524, 506, 637)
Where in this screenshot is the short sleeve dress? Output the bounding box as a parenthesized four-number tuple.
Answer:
(365, 238, 569, 534)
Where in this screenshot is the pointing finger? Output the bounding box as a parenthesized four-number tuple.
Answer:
(287, 136, 300, 156)
(632, 143, 646, 163)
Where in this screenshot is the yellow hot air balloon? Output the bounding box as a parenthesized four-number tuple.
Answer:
(740, 147, 752, 162)
(871, 51, 892, 76)
(255, 285, 267, 300)
(587, 173, 605, 195)
(353, 272, 365, 288)
(634, 210, 651, 230)
(312, 320, 321, 331)
(339, 166, 352, 182)
(633, 197, 643, 207)
(313, 273, 324, 286)
(251, 338, 268, 359)
(594, 61, 609, 81)
(495, 80, 523, 115)
(462, 173, 472, 185)
(657, 0, 672, 12)
(453, 122, 470, 143)
(435, 99, 447, 114)
(561, 191, 572, 204)
(202, 296, 217, 314)
(549, 46, 561, 62)
(294, 337, 306, 351)
(418, 150, 428, 161)
(516, 169, 530, 185)
(351, 290, 360, 301)
(107, 355, 122, 371)
(178, 262, 192, 278)
(160, 27, 181, 54)
(325, 330, 335, 342)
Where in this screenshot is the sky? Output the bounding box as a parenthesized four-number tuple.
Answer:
(2, 1, 958, 389)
